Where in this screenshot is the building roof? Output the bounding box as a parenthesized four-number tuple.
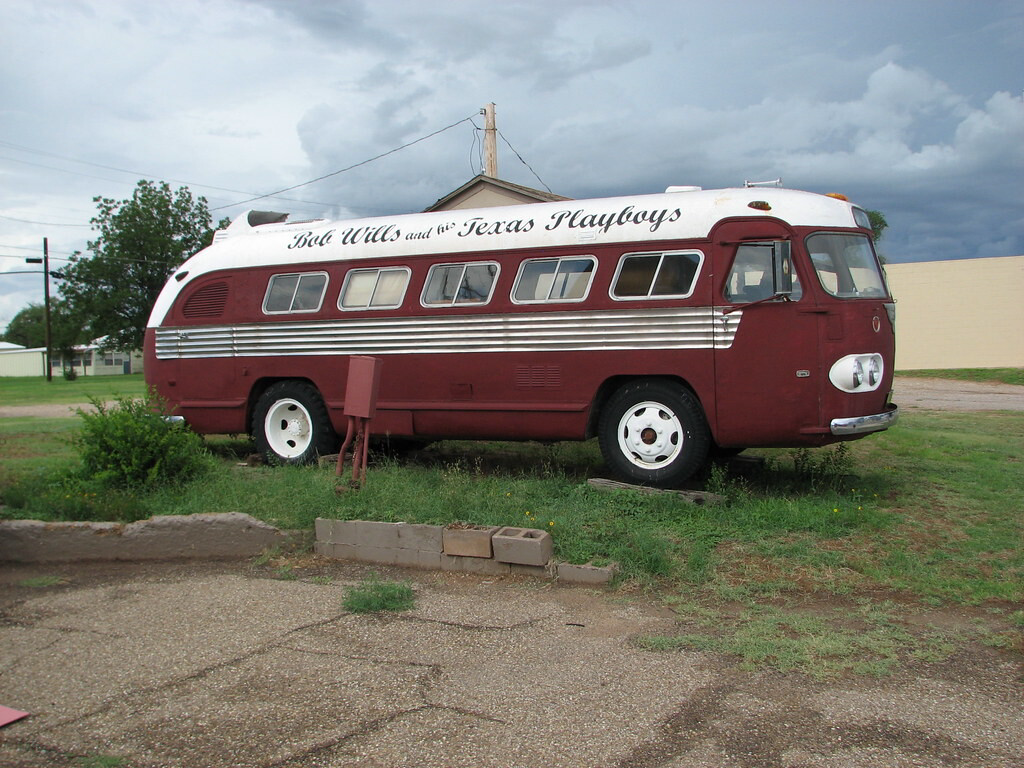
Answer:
(423, 174, 570, 212)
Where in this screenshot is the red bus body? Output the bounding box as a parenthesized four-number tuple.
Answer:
(144, 186, 898, 486)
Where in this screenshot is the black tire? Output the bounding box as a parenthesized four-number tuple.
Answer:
(598, 380, 710, 487)
(252, 381, 337, 465)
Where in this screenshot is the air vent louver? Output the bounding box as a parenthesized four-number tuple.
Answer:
(182, 282, 229, 318)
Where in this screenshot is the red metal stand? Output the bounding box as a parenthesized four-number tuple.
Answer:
(335, 356, 382, 488)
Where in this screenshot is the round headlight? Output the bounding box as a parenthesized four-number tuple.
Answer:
(868, 357, 880, 386)
(852, 359, 864, 388)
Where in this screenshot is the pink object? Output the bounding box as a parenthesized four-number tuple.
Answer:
(0, 705, 29, 728)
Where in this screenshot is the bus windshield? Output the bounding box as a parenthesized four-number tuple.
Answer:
(806, 233, 887, 299)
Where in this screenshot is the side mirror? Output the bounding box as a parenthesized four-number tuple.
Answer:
(773, 240, 793, 296)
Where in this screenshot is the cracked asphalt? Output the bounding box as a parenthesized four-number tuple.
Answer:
(1, 559, 1021, 768)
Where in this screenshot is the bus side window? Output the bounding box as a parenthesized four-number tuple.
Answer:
(263, 272, 328, 314)
(339, 267, 411, 310)
(724, 244, 802, 303)
(611, 250, 703, 299)
(512, 256, 596, 304)
(422, 262, 499, 306)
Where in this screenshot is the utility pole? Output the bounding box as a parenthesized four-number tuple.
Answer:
(26, 238, 53, 381)
(42, 238, 52, 381)
(482, 102, 498, 178)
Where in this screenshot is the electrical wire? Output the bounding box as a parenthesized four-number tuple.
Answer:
(498, 130, 553, 193)
(0, 213, 90, 228)
(210, 113, 479, 212)
(0, 141, 336, 209)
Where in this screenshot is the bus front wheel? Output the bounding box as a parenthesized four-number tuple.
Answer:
(598, 381, 710, 487)
(253, 381, 337, 465)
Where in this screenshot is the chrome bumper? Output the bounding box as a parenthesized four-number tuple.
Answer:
(830, 404, 899, 436)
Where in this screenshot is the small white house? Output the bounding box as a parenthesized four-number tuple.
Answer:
(0, 341, 142, 377)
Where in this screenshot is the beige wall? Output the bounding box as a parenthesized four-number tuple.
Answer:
(884, 255, 1024, 370)
(0, 348, 46, 377)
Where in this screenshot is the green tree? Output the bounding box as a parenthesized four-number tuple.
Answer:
(2, 303, 46, 347)
(866, 210, 888, 243)
(1, 300, 87, 360)
(59, 180, 227, 351)
(865, 209, 889, 263)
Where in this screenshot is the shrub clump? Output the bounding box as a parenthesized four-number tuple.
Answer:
(73, 393, 210, 489)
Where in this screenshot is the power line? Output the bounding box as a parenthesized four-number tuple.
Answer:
(498, 130, 553, 193)
(0, 243, 76, 256)
(0, 142, 336, 209)
(0, 213, 90, 227)
(211, 113, 479, 211)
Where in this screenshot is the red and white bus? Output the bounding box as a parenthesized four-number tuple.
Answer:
(143, 185, 898, 487)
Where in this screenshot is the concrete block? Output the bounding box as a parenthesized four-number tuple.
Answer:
(397, 523, 443, 552)
(509, 563, 553, 579)
(440, 554, 511, 576)
(316, 541, 441, 570)
(442, 525, 500, 558)
(347, 520, 403, 549)
(314, 518, 339, 543)
(556, 561, 618, 586)
(492, 527, 553, 567)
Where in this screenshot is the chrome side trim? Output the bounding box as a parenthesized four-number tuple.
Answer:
(155, 306, 742, 360)
(830, 404, 899, 436)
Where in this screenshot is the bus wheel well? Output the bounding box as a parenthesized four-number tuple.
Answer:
(586, 375, 701, 439)
(247, 377, 321, 434)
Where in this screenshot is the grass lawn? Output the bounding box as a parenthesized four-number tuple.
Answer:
(2, 371, 1021, 677)
(0, 373, 146, 405)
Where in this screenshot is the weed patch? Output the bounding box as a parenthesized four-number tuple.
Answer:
(343, 574, 416, 614)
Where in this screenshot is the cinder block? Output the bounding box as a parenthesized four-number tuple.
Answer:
(492, 527, 553, 567)
(509, 563, 553, 579)
(316, 541, 441, 570)
(392, 548, 442, 570)
(314, 518, 340, 543)
(315, 519, 366, 546)
(442, 525, 500, 558)
(440, 554, 511, 576)
(351, 520, 404, 549)
(556, 561, 618, 586)
(397, 523, 443, 552)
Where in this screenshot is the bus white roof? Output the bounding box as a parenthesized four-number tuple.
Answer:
(149, 186, 861, 326)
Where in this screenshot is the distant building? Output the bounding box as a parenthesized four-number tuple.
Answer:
(885, 255, 1024, 369)
(424, 174, 569, 212)
(0, 344, 47, 377)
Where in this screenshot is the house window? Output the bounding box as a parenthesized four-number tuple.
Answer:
(611, 250, 703, 300)
(422, 262, 499, 306)
(339, 267, 411, 310)
(263, 272, 328, 314)
(512, 256, 596, 304)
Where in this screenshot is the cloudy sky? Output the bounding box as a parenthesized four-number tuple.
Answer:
(1, 0, 1022, 332)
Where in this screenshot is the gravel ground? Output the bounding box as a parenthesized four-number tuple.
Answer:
(1, 559, 1021, 768)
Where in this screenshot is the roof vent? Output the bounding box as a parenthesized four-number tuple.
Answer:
(247, 210, 289, 226)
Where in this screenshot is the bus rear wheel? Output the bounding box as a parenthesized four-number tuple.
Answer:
(253, 381, 337, 465)
(598, 381, 710, 487)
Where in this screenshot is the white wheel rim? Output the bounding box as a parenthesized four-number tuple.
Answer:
(617, 400, 683, 469)
(264, 398, 313, 458)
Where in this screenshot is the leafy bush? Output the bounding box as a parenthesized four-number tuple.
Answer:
(73, 393, 210, 489)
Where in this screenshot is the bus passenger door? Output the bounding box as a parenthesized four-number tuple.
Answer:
(711, 222, 822, 448)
